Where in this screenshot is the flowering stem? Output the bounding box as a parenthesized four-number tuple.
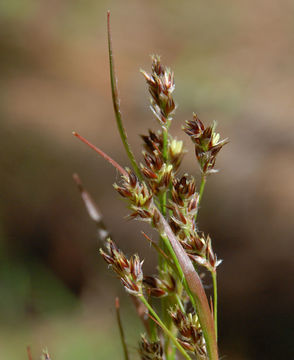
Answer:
(107, 12, 142, 180)
(195, 173, 207, 222)
(211, 270, 218, 341)
(160, 235, 196, 310)
(140, 295, 192, 360)
(175, 293, 185, 313)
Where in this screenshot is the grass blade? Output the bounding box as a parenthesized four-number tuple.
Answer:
(107, 11, 142, 180)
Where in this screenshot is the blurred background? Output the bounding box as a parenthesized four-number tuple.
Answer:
(1, 0, 294, 359)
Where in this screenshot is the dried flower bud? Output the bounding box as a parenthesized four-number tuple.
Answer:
(183, 113, 228, 174)
(100, 238, 143, 295)
(141, 55, 175, 126)
(139, 334, 163, 360)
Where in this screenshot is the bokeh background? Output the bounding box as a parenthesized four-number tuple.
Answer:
(1, 1, 294, 359)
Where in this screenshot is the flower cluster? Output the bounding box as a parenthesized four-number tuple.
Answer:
(180, 233, 222, 272)
(184, 114, 228, 174)
(100, 238, 143, 295)
(141, 56, 175, 126)
(143, 271, 176, 298)
(74, 42, 229, 360)
(168, 176, 220, 271)
(169, 175, 198, 234)
(114, 169, 154, 220)
(141, 149, 173, 195)
(170, 306, 207, 359)
(139, 334, 163, 360)
(140, 130, 184, 196)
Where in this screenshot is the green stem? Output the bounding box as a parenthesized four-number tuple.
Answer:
(164, 300, 176, 360)
(140, 296, 192, 360)
(195, 173, 207, 222)
(148, 297, 158, 342)
(211, 271, 218, 341)
(160, 235, 196, 310)
(160, 125, 172, 357)
(115, 297, 129, 360)
(107, 12, 142, 180)
(175, 293, 185, 313)
(162, 126, 168, 161)
(160, 125, 169, 220)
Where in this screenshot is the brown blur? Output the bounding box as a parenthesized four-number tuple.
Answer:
(1, 1, 293, 359)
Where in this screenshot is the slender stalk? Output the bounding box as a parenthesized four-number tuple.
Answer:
(140, 295, 192, 360)
(148, 297, 158, 342)
(160, 235, 196, 310)
(107, 12, 142, 180)
(162, 126, 169, 162)
(115, 297, 129, 360)
(211, 271, 218, 341)
(158, 124, 174, 359)
(161, 234, 196, 310)
(195, 173, 207, 222)
(73, 132, 127, 177)
(175, 293, 185, 313)
(27, 346, 33, 360)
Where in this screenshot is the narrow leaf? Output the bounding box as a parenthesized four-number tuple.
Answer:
(157, 212, 219, 360)
(107, 11, 142, 180)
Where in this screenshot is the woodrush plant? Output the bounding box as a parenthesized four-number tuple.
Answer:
(73, 12, 228, 360)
